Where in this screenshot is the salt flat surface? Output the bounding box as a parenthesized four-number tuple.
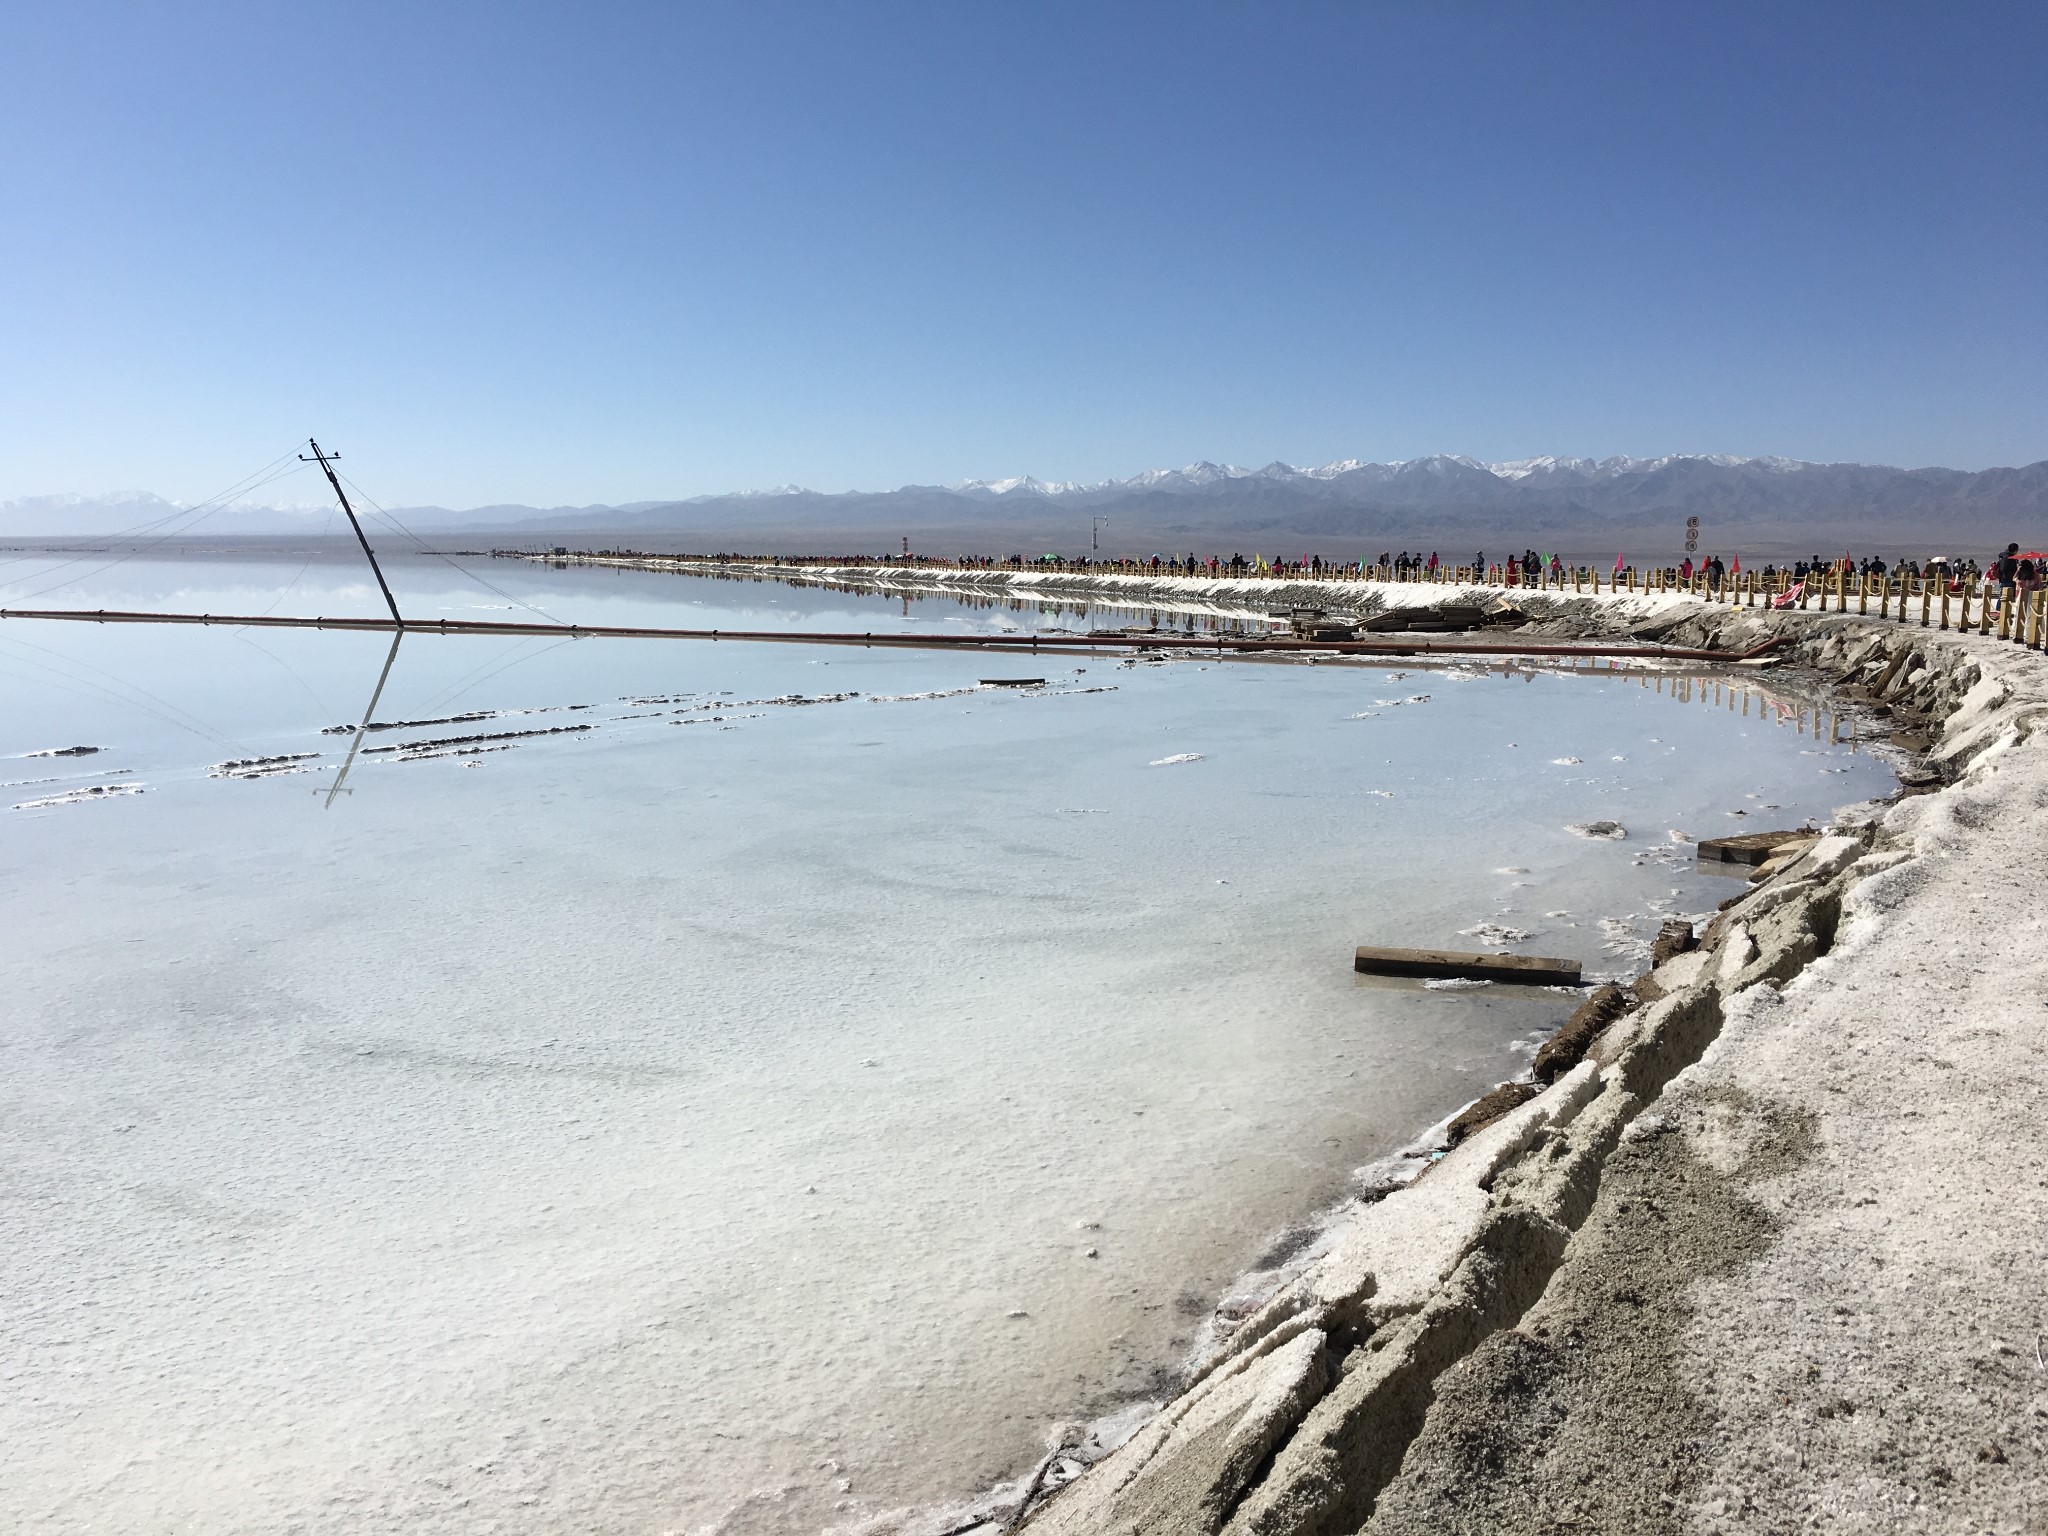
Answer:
(0, 555, 1894, 1534)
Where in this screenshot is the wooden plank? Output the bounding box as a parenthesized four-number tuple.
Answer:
(1696, 829, 1813, 866)
(1354, 946, 1582, 985)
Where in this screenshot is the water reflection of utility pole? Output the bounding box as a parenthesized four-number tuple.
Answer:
(1093, 517, 1108, 553)
(323, 631, 403, 808)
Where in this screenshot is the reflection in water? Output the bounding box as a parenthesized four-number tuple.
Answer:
(550, 556, 1284, 635)
(8, 623, 1877, 820)
(324, 630, 402, 807)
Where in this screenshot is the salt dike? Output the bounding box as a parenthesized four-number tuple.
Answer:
(912, 588, 2043, 1536)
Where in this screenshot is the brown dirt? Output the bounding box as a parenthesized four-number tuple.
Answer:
(1530, 985, 1630, 1084)
(1361, 1086, 1818, 1536)
(1445, 1083, 1541, 1146)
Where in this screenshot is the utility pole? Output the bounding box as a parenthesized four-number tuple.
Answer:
(301, 439, 403, 627)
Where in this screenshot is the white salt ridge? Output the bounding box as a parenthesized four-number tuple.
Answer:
(1598, 915, 1654, 965)
(1551, 756, 1583, 765)
(1, 767, 133, 789)
(12, 782, 146, 810)
(211, 753, 321, 780)
(1148, 753, 1204, 767)
(865, 687, 985, 703)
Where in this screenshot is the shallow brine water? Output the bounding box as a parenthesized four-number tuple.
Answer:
(0, 553, 1894, 1534)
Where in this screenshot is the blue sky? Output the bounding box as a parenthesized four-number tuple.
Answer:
(3, 1, 2043, 506)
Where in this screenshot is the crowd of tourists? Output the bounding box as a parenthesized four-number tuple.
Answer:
(522, 543, 2041, 595)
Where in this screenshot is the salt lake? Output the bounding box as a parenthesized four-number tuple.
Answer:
(0, 550, 1896, 1534)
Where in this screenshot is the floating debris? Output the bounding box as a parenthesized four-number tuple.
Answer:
(1567, 820, 1629, 840)
(1459, 922, 1533, 946)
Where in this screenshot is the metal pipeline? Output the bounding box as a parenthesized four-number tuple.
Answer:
(0, 607, 1787, 665)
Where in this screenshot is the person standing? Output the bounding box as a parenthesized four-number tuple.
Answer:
(1992, 542, 2021, 604)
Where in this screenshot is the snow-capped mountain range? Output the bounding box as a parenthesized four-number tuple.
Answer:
(940, 453, 1804, 500)
(5, 453, 2042, 544)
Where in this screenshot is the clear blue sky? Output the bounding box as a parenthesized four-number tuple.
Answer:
(3, 1, 2043, 506)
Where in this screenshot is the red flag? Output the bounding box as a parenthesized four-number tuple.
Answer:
(1613, 552, 1625, 572)
(1730, 554, 1741, 575)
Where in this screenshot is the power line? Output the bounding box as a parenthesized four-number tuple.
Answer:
(2, 453, 310, 602)
(335, 469, 572, 629)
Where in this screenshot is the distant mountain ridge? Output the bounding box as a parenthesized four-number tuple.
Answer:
(939, 452, 1795, 500)
(7, 453, 2044, 550)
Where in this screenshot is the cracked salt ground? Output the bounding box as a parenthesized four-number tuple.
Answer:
(0, 554, 1897, 1536)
